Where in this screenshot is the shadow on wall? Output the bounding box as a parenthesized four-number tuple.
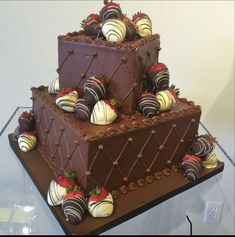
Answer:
(204, 69, 234, 161)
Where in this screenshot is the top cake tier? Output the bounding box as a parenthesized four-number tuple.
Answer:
(57, 31, 161, 115)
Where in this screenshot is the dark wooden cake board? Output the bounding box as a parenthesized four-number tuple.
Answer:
(8, 134, 224, 235)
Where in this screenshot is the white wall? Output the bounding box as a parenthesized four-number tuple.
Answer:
(0, 1, 234, 234)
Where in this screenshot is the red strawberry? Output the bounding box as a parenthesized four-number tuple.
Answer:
(182, 154, 201, 162)
(88, 187, 114, 217)
(89, 187, 109, 202)
(62, 188, 87, 225)
(132, 12, 151, 23)
(56, 87, 76, 99)
(47, 170, 78, 206)
(100, 1, 122, 22)
(64, 189, 85, 200)
(87, 13, 100, 22)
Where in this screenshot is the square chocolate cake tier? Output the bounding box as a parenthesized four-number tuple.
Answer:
(57, 32, 160, 114)
(32, 86, 201, 192)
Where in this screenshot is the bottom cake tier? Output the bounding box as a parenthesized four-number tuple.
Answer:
(31, 86, 201, 193)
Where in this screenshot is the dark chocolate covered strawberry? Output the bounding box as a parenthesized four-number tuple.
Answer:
(62, 188, 87, 225)
(90, 99, 119, 125)
(147, 63, 170, 93)
(84, 75, 107, 106)
(132, 11, 152, 37)
(137, 93, 160, 117)
(189, 134, 216, 158)
(18, 111, 35, 131)
(123, 16, 137, 40)
(88, 186, 114, 217)
(81, 14, 101, 37)
(182, 154, 202, 181)
(74, 98, 92, 121)
(100, 0, 122, 22)
(47, 170, 78, 206)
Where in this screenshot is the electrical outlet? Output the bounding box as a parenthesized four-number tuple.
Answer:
(203, 201, 223, 223)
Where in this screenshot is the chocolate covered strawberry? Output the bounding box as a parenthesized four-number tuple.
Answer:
(62, 188, 87, 225)
(84, 75, 107, 106)
(48, 78, 60, 94)
(47, 170, 77, 206)
(90, 99, 119, 125)
(18, 131, 37, 152)
(201, 151, 218, 169)
(100, 0, 122, 22)
(182, 154, 202, 181)
(18, 111, 35, 131)
(81, 14, 101, 37)
(147, 63, 170, 93)
(56, 87, 78, 112)
(137, 93, 160, 117)
(74, 98, 92, 121)
(123, 16, 137, 40)
(102, 18, 126, 43)
(156, 84, 180, 112)
(132, 11, 152, 37)
(189, 134, 216, 158)
(88, 186, 114, 218)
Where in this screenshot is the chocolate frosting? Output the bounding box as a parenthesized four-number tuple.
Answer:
(57, 32, 160, 114)
(32, 86, 201, 192)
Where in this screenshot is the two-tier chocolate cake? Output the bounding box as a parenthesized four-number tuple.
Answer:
(9, 0, 222, 231)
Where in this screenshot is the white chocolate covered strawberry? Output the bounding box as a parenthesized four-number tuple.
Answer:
(56, 88, 78, 112)
(47, 170, 77, 206)
(132, 12, 152, 37)
(102, 19, 126, 43)
(48, 78, 60, 94)
(18, 131, 37, 152)
(88, 186, 114, 218)
(156, 84, 179, 112)
(90, 99, 118, 125)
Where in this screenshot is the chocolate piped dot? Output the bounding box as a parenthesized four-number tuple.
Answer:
(123, 177, 128, 182)
(68, 49, 74, 54)
(98, 144, 104, 150)
(113, 161, 118, 166)
(122, 57, 127, 63)
(159, 145, 164, 150)
(80, 72, 86, 78)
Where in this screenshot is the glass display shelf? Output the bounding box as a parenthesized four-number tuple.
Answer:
(0, 107, 234, 235)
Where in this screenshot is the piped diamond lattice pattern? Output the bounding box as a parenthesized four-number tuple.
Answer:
(58, 37, 160, 114)
(33, 93, 200, 192)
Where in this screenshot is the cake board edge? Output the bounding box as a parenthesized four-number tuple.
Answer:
(8, 133, 224, 235)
